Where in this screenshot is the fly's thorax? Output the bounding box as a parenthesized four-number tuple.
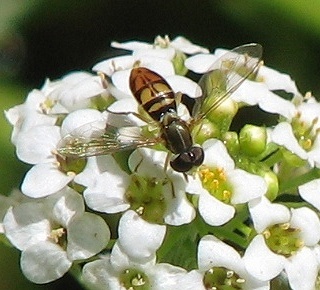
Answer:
(160, 111, 193, 154)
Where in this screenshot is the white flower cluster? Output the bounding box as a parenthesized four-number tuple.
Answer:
(2, 35, 320, 290)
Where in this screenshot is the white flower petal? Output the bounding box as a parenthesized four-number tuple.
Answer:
(258, 89, 296, 119)
(59, 76, 105, 111)
(110, 241, 156, 271)
(92, 55, 135, 76)
(231, 80, 296, 119)
(290, 207, 320, 246)
(258, 65, 300, 95)
(49, 187, 85, 227)
(133, 47, 175, 60)
(60, 108, 103, 137)
(198, 235, 242, 271)
(111, 40, 152, 51)
(166, 75, 201, 98)
(67, 212, 110, 260)
(249, 197, 291, 233)
(21, 163, 74, 198)
(111, 69, 132, 95)
(3, 203, 50, 250)
(202, 139, 235, 170)
(74, 155, 112, 188)
(186, 173, 205, 195)
(243, 235, 286, 281)
(16, 126, 60, 164)
(285, 247, 318, 290)
(129, 148, 168, 177)
(198, 191, 235, 226)
(170, 36, 209, 54)
(164, 192, 195, 226)
(298, 179, 320, 210)
(118, 210, 166, 261)
(185, 54, 218, 73)
(136, 57, 175, 76)
(150, 263, 187, 290)
(308, 135, 320, 167)
(107, 98, 138, 114)
(229, 169, 266, 204)
(82, 258, 119, 290)
(84, 157, 130, 213)
(21, 241, 72, 283)
(177, 270, 206, 290)
(271, 122, 308, 161)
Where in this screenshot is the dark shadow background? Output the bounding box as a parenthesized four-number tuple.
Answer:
(1, 1, 320, 289)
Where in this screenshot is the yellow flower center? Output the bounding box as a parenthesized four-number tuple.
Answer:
(198, 166, 233, 204)
(292, 111, 319, 151)
(203, 266, 245, 290)
(263, 223, 303, 257)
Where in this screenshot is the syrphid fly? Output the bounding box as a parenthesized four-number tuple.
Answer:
(58, 43, 263, 172)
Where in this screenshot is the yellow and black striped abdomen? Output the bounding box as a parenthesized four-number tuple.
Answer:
(129, 67, 176, 121)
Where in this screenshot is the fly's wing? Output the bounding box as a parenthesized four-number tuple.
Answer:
(192, 43, 263, 121)
(57, 112, 159, 158)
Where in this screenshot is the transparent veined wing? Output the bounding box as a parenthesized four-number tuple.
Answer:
(192, 43, 263, 121)
(57, 112, 160, 158)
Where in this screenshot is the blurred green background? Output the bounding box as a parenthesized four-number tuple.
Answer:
(1, 1, 320, 289)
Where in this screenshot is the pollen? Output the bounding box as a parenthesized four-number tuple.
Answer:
(264, 223, 303, 258)
(203, 267, 245, 289)
(49, 228, 65, 244)
(198, 166, 232, 204)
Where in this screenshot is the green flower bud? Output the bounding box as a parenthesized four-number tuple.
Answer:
(206, 98, 238, 132)
(239, 125, 267, 156)
(261, 170, 279, 201)
(192, 118, 220, 144)
(172, 51, 188, 75)
(221, 131, 240, 155)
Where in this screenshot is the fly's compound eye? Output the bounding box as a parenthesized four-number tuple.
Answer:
(170, 146, 204, 172)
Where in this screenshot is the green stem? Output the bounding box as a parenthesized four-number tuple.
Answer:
(279, 168, 320, 194)
(260, 148, 283, 167)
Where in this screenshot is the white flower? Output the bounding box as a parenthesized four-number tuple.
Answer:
(185, 46, 299, 118)
(111, 35, 208, 56)
(50, 71, 106, 112)
(3, 187, 110, 283)
(5, 71, 106, 146)
(298, 178, 320, 211)
(243, 196, 320, 290)
(187, 139, 267, 226)
(5, 80, 59, 145)
(117, 210, 166, 261)
(93, 54, 175, 78)
(179, 235, 269, 290)
(82, 241, 187, 290)
(84, 147, 195, 226)
(16, 108, 104, 198)
(0, 189, 31, 233)
(270, 100, 320, 167)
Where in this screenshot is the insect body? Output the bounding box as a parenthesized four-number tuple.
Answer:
(58, 43, 263, 173)
(129, 67, 204, 172)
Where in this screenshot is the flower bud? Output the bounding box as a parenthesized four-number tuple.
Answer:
(239, 125, 267, 156)
(261, 170, 279, 201)
(221, 131, 240, 155)
(192, 119, 220, 145)
(172, 51, 188, 75)
(206, 98, 238, 131)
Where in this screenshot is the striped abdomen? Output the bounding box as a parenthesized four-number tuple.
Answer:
(129, 67, 176, 121)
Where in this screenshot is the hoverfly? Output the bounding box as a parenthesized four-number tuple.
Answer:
(58, 43, 263, 172)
